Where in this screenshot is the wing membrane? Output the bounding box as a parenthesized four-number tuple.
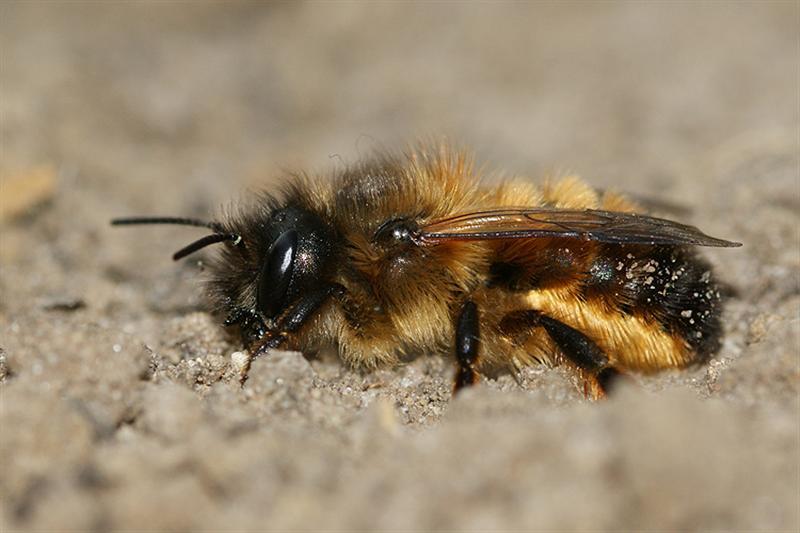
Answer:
(420, 208, 741, 247)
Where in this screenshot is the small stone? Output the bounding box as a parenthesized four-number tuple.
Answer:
(231, 351, 250, 373)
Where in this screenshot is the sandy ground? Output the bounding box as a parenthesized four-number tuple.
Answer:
(1, 2, 798, 531)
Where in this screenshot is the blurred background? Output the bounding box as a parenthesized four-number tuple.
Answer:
(4, 0, 796, 296)
(4, 1, 795, 205)
(1, 2, 798, 531)
(4, 1, 796, 279)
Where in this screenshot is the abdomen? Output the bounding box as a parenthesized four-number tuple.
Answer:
(484, 243, 724, 373)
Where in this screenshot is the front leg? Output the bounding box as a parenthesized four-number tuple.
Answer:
(238, 284, 344, 385)
(453, 300, 480, 394)
(224, 307, 267, 348)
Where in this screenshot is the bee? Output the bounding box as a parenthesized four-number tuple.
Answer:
(112, 145, 740, 397)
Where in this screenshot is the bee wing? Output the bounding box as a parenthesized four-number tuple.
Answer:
(420, 208, 741, 247)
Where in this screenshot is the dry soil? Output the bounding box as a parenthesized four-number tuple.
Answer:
(1, 2, 798, 531)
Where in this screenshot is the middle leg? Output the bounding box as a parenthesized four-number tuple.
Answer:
(453, 300, 480, 394)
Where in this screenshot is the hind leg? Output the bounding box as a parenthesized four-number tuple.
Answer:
(500, 310, 621, 399)
(537, 315, 622, 399)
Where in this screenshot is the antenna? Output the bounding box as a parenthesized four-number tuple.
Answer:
(172, 233, 241, 261)
(111, 216, 225, 233)
(111, 216, 242, 260)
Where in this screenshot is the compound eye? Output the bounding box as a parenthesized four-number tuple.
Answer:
(257, 229, 297, 318)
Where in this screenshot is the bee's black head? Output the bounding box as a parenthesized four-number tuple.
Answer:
(111, 203, 337, 322)
(246, 205, 336, 319)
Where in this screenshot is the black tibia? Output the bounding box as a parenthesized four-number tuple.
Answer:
(500, 310, 619, 395)
(595, 367, 623, 395)
(537, 315, 608, 372)
(454, 300, 480, 393)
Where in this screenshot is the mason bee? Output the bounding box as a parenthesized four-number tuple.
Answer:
(112, 145, 740, 397)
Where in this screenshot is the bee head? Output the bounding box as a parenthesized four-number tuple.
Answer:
(247, 205, 336, 319)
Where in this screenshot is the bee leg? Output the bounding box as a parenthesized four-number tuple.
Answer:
(453, 300, 480, 394)
(239, 284, 344, 386)
(225, 308, 268, 348)
(537, 315, 621, 398)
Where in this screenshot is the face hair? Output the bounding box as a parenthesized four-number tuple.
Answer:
(111, 216, 241, 261)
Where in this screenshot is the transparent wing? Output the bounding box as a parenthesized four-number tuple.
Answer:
(420, 207, 741, 247)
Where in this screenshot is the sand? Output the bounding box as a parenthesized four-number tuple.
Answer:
(1, 2, 798, 531)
